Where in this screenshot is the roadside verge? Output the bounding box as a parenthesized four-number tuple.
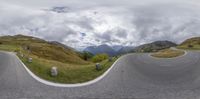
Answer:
(13, 53, 122, 87)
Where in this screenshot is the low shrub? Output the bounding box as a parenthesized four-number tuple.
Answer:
(92, 53, 109, 63)
(188, 44, 193, 48)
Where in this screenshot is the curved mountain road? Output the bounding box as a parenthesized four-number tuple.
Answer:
(0, 51, 200, 99)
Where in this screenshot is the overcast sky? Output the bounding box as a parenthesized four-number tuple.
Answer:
(0, 0, 200, 50)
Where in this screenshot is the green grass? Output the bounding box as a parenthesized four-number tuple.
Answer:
(19, 53, 117, 83)
(151, 49, 185, 58)
(177, 45, 200, 50)
(0, 44, 20, 52)
(178, 37, 200, 50)
(0, 35, 118, 84)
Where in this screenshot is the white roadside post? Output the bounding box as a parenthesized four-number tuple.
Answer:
(51, 67, 58, 76)
(109, 57, 113, 62)
(21, 54, 24, 57)
(96, 63, 101, 70)
(28, 58, 32, 63)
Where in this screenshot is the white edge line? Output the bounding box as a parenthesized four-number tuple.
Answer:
(13, 53, 122, 88)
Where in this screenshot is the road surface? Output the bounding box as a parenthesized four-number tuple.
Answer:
(0, 51, 200, 99)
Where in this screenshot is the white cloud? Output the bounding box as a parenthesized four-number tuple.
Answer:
(0, 1, 200, 50)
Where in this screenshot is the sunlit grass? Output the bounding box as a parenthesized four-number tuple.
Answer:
(0, 35, 118, 84)
(151, 49, 185, 58)
(19, 53, 117, 83)
(177, 45, 200, 50)
(0, 44, 20, 52)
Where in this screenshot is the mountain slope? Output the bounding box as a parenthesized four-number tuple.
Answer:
(0, 34, 119, 83)
(178, 37, 200, 49)
(117, 46, 134, 54)
(133, 41, 177, 52)
(0, 34, 87, 64)
(84, 44, 117, 56)
(111, 45, 124, 52)
(49, 41, 75, 51)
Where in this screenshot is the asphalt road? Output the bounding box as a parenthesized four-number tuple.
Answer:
(0, 51, 200, 99)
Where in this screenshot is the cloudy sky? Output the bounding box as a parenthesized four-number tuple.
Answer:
(0, 0, 200, 50)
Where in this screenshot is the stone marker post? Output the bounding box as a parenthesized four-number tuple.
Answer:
(109, 57, 113, 62)
(96, 63, 101, 70)
(51, 67, 58, 76)
(28, 58, 32, 63)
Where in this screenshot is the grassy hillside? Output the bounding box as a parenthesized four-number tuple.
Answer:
(133, 41, 177, 53)
(0, 35, 117, 83)
(0, 35, 87, 64)
(178, 37, 200, 50)
(151, 49, 185, 58)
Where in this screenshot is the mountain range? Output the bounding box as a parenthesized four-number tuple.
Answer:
(0, 34, 199, 59)
(133, 41, 177, 52)
(84, 41, 177, 56)
(84, 44, 118, 56)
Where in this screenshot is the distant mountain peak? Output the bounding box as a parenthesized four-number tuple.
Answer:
(99, 44, 110, 48)
(111, 45, 124, 52)
(84, 44, 116, 56)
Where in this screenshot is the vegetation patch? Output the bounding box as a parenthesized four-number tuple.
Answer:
(178, 37, 200, 50)
(92, 53, 109, 63)
(19, 53, 117, 84)
(151, 49, 185, 58)
(0, 35, 118, 84)
(133, 41, 177, 53)
(177, 45, 200, 50)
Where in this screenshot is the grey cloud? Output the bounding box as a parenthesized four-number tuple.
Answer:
(95, 32, 112, 42)
(0, 1, 200, 50)
(66, 39, 79, 43)
(2, 0, 199, 10)
(49, 6, 70, 13)
(68, 16, 94, 31)
(115, 28, 128, 38)
(130, 3, 200, 44)
(93, 28, 127, 46)
(38, 27, 77, 42)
